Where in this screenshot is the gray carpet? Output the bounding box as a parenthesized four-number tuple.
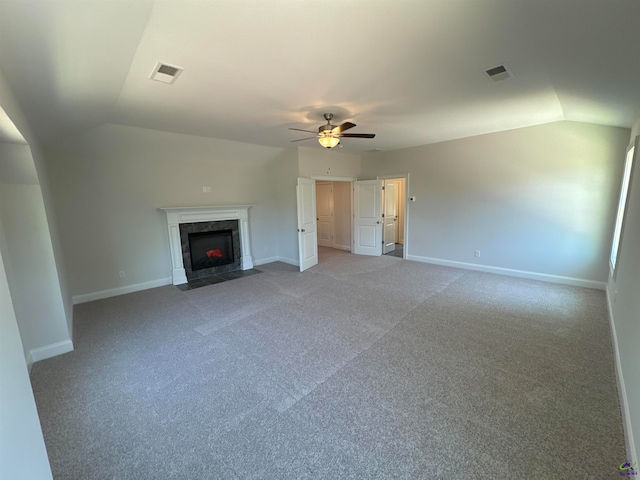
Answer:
(30, 247, 625, 479)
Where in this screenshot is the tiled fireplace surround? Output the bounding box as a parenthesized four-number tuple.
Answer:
(160, 206, 254, 285)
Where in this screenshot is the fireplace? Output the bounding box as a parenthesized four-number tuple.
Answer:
(179, 220, 240, 280)
(160, 205, 253, 285)
(189, 230, 234, 271)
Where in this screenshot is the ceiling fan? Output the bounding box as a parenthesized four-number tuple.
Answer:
(289, 113, 375, 148)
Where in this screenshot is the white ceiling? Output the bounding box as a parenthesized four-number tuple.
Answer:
(0, 0, 639, 153)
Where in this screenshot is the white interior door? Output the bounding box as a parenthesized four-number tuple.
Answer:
(382, 179, 397, 254)
(315, 182, 333, 247)
(297, 177, 318, 272)
(353, 180, 382, 256)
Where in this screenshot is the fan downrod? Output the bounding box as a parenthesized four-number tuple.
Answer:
(320, 113, 336, 134)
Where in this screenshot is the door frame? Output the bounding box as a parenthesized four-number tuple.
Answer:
(296, 174, 408, 264)
(377, 173, 409, 259)
(310, 175, 356, 255)
(382, 179, 397, 254)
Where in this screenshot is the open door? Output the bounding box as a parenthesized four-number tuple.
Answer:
(296, 177, 318, 272)
(382, 179, 397, 254)
(353, 180, 382, 256)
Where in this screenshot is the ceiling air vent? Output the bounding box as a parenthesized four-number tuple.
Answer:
(485, 63, 513, 82)
(149, 62, 184, 85)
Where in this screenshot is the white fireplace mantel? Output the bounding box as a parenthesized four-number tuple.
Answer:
(159, 205, 253, 285)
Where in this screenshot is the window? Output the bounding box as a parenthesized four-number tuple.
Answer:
(610, 139, 636, 274)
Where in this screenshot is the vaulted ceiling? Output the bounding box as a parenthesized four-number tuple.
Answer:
(0, 0, 639, 152)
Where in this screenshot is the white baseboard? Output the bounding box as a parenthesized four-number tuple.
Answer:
(252, 256, 300, 267)
(332, 244, 351, 252)
(606, 287, 637, 467)
(406, 255, 606, 290)
(28, 339, 74, 368)
(72, 277, 172, 304)
(254, 256, 279, 266)
(276, 256, 299, 266)
(71, 258, 305, 304)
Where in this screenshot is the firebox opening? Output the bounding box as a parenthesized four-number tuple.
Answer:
(188, 229, 234, 271)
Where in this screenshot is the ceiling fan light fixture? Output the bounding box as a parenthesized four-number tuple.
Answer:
(289, 113, 373, 147)
(318, 134, 340, 148)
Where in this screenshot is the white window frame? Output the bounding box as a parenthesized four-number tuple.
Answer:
(610, 137, 637, 276)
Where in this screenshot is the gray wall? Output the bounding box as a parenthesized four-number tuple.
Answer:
(0, 222, 53, 480)
(298, 146, 361, 178)
(362, 121, 629, 285)
(0, 179, 71, 361)
(269, 147, 299, 265)
(44, 137, 364, 295)
(0, 144, 71, 364)
(44, 124, 285, 298)
(608, 118, 640, 465)
(0, 71, 61, 480)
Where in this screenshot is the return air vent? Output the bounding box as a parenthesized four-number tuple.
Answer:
(149, 62, 183, 85)
(485, 63, 513, 82)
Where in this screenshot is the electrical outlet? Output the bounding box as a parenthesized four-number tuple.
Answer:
(474, 250, 481, 258)
(118, 271, 125, 278)
(202, 186, 212, 193)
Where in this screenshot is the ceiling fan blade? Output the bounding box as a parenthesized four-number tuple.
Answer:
(289, 127, 318, 134)
(290, 136, 318, 142)
(339, 133, 376, 138)
(332, 122, 356, 134)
